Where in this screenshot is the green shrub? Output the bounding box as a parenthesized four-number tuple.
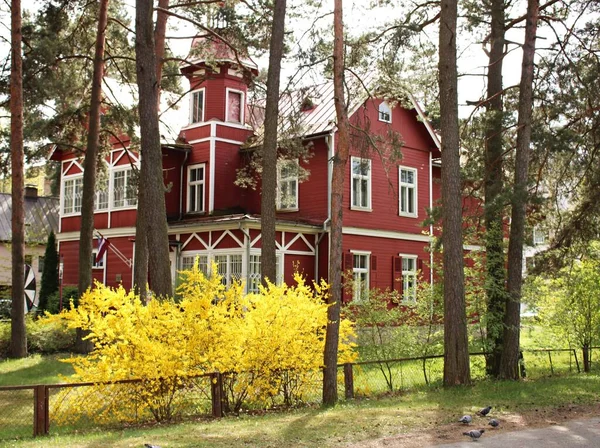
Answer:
(45, 286, 79, 315)
(0, 316, 75, 358)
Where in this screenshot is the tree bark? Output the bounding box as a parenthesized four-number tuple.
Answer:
(323, 0, 350, 406)
(484, 0, 507, 378)
(75, 0, 109, 354)
(78, 0, 109, 300)
(9, 0, 27, 358)
(135, 0, 173, 298)
(439, 0, 470, 386)
(260, 0, 287, 285)
(500, 0, 539, 380)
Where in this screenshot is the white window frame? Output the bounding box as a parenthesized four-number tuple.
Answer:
(399, 254, 418, 303)
(351, 251, 370, 302)
(533, 226, 546, 245)
(276, 159, 299, 211)
(190, 88, 206, 124)
(399, 166, 418, 217)
(92, 248, 106, 269)
(94, 176, 109, 211)
(112, 167, 137, 209)
(181, 253, 209, 275)
(247, 252, 282, 293)
(378, 101, 392, 123)
(350, 157, 372, 211)
(225, 88, 245, 124)
(62, 175, 83, 215)
(187, 163, 206, 214)
(214, 252, 243, 288)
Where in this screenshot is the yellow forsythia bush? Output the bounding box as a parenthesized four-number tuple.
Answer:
(50, 262, 356, 421)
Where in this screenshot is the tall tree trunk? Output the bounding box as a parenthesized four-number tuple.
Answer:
(261, 0, 287, 285)
(484, 0, 507, 378)
(135, 0, 173, 298)
(76, 0, 109, 353)
(134, 0, 169, 301)
(500, 0, 539, 380)
(439, 0, 470, 386)
(9, 0, 26, 358)
(323, 0, 350, 406)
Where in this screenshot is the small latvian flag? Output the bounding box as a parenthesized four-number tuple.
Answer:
(96, 236, 110, 264)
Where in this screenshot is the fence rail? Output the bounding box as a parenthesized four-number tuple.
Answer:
(0, 348, 588, 440)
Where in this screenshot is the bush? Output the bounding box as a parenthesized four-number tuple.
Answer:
(45, 286, 79, 315)
(0, 316, 75, 358)
(49, 266, 356, 421)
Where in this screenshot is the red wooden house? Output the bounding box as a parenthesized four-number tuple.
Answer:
(52, 44, 442, 304)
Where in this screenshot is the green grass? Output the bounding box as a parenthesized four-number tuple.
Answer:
(0, 354, 75, 386)
(2, 373, 600, 448)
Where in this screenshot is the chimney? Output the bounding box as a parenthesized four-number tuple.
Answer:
(25, 185, 38, 199)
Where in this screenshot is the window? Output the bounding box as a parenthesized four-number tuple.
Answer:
(63, 176, 83, 214)
(277, 160, 298, 210)
(533, 226, 546, 245)
(351, 157, 371, 210)
(378, 101, 391, 123)
(352, 253, 370, 302)
(399, 167, 417, 217)
(38, 256, 45, 273)
(95, 176, 109, 211)
(191, 89, 205, 124)
(181, 254, 209, 275)
(226, 89, 243, 123)
(187, 164, 206, 213)
(401, 256, 417, 303)
(92, 249, 105, 269)
(112, 169, 137, 208)
(247, 254, 281, 293)
(214, 254, 242, 287)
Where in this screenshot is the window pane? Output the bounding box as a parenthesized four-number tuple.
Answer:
(228, 91, 242, 122)
(360, 179, 368, 207)
(113, 171, 125, 207)
(192, 91, 203, 123)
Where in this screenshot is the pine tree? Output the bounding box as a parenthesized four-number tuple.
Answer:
(38, 231, 58, 313)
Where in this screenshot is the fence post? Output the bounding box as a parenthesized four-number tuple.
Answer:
(572, 349, 581, 373)
(210, 373, 224, 418)
(33, 385, 49, 437)
(344, 363, 354, 399)
(548, 351, 554, 375)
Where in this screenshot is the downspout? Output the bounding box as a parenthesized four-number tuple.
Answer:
(239, 222, 251, 293)
(429, 151, 434, 287)
(315, 218, 331, 281)
(179, 150, 190, 220)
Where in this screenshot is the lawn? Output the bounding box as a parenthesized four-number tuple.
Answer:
(0, 354, 75, 386)
(1, 353, 600, 447)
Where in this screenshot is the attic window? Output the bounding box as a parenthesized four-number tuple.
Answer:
(379, 101, 392, 123)
(226, 89, 244, 123)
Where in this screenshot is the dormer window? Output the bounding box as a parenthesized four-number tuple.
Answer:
(379, 101, 392, 123)
(226, 88, 244, 123)
(191, 88, 205, 124)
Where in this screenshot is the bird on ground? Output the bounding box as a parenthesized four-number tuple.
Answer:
(488, 418, 500, 428)
(144, 444, 161, 448)
(459, 414, 473, 424)
(463, 429, 485, 441)
(477, 406, 492, 416)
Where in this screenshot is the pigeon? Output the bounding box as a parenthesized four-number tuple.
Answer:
(477, 406, 492, 416)
(459, 414, 473, 424)
(144, 445, 161, 448)
(463, 429, 485, 440)
(488, 418, 500, 428)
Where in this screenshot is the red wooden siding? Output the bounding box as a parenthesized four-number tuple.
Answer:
(284, 254, 315, 285)
(213, 141, 245, 212)
(342, 233, 430, 293)
(343, 98, 436, 234)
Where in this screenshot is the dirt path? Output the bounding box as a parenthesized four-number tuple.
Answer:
(346, 403, 600, 447)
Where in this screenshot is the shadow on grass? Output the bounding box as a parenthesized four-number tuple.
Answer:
(0, 354, 75, 386)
